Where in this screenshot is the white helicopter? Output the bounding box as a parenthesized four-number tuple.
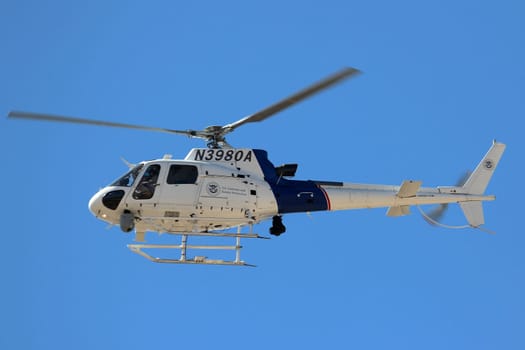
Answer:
(8, 67, 506, 266)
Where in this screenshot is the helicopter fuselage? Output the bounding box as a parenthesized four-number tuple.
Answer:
(88, 145, 500, 240)
(87, 147, 351, 235)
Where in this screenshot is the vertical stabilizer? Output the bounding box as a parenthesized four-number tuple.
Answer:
(462, 141, 506, 195)
(459, 141, 505, 228)
(460, 201, 485, 227)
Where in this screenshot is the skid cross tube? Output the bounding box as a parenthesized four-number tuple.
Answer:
(127, 226, 265, 266)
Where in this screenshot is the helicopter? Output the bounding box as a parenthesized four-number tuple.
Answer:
(8, 67, 506, 266)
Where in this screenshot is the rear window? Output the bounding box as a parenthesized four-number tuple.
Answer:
(167, 165, 198, 184)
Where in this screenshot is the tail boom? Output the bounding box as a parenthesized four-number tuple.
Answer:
(321, 184, 494, 212)
(317, 141, 505, 229)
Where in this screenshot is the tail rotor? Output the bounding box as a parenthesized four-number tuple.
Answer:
(420, 141, 506, 230)
(420, 171, 471, 227)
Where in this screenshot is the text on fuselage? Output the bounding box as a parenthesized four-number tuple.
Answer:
(194, 149, 253, 162)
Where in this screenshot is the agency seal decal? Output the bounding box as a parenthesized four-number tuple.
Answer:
(484, 159, 494, 170)
(206, 182, 221, 196)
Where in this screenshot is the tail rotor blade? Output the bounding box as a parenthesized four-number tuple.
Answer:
(423, 203, 449, 226)
(421, 171, 473, 226)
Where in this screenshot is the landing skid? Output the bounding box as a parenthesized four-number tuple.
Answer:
(127, 227, 267, 266)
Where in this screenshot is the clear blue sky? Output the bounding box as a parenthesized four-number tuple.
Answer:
(1, 1, 524, 349)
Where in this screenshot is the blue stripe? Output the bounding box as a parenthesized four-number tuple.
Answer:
(253, 149, 329, 214)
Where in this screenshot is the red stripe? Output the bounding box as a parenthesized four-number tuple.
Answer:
(318, 185, 331, 211)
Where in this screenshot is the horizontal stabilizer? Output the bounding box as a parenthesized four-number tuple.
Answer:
(386, 205, 411, 217)
(386, 181, 421, 217)
(397, 180, 422, 198)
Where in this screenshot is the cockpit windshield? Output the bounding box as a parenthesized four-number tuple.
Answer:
(111, 164, 144, 187)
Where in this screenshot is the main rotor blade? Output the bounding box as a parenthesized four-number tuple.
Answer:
(8, 111, 196, 137)
(222, 67, 360, 132)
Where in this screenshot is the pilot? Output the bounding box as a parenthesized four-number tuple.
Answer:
(117, 175, 131, 187)
(133, 166, 160, 199)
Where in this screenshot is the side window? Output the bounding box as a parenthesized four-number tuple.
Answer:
(167, 165, 198, 184)
(133, 164, 161, 200)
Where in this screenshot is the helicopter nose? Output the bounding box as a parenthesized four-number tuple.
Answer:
(89, 188, 127, 219)
(88, 190, 104, 217)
